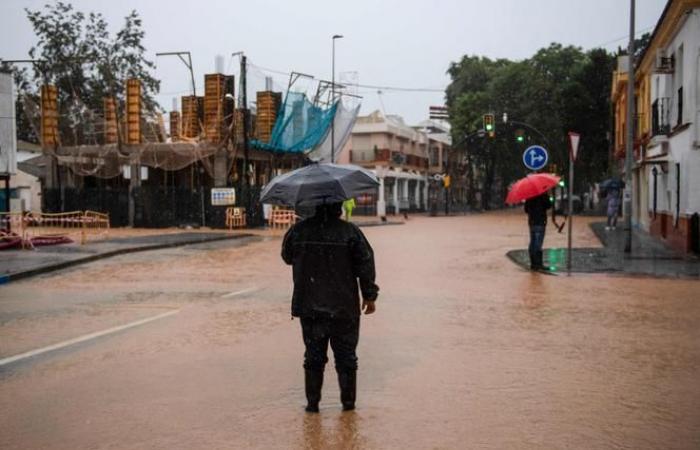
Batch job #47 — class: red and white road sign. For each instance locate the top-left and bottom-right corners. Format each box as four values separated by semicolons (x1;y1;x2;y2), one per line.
568;132;580;162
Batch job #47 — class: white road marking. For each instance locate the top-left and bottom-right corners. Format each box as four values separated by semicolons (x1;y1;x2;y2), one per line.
221;287;259;298
0;309;180;367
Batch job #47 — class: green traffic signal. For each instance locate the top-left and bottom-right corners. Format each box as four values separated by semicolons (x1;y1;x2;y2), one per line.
516;135;524;143
483;114;495;133
558;180;565;187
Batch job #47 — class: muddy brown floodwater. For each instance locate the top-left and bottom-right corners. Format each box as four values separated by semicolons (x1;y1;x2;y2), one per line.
1;211;699;449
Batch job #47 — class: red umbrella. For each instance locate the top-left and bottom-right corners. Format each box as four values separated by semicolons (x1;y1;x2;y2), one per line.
505;173;560;204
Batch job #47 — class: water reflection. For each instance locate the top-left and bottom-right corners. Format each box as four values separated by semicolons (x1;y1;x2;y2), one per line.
301;414;323;450
300;410;363;449
520;273;546;309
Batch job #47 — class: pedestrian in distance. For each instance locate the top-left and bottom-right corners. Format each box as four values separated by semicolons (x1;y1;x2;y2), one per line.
343;197;356;222
606;188;621;230
282;202;379;413
524;192;552;270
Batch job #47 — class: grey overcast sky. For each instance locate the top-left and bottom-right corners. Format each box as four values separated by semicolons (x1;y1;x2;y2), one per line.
1;0;667;124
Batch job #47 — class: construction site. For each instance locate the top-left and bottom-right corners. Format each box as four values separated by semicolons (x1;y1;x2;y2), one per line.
14;57;359;229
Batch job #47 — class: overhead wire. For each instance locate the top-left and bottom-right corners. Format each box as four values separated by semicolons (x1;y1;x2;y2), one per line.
153;25;653;112
248;61;446;93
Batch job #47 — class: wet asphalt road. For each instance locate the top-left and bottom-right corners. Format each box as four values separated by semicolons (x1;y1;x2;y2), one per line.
1;211;699;449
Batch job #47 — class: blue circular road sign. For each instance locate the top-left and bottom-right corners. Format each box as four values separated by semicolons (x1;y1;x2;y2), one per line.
523;145;548;171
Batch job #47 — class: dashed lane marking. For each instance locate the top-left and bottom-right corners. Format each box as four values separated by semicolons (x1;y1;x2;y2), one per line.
0;309;180;367
221;287;259;298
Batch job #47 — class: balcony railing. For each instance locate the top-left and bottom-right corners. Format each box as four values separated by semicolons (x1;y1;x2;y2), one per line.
350;148;428;168
349;148;390;162
652;97;671;136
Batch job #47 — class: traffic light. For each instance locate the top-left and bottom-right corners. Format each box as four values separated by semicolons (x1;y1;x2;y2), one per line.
558;180;565;188
515;128;525;143
483;114;495;137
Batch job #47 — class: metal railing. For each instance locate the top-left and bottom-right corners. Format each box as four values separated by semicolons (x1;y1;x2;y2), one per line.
0;210;110;249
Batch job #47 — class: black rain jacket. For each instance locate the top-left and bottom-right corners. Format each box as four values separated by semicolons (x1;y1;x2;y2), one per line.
282;214;379;319
524;193;552;226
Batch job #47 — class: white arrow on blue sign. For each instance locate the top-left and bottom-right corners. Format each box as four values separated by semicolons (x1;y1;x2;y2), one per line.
522;145;548;171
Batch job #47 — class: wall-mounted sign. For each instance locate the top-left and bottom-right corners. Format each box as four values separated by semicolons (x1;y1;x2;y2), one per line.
211;188;236;206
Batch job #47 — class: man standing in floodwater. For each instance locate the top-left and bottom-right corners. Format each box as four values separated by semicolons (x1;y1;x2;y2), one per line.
524;192;552;270
282;202;379;413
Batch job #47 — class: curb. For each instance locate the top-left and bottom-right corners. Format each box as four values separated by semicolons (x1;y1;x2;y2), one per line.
355;221;404;227
2;233;256;284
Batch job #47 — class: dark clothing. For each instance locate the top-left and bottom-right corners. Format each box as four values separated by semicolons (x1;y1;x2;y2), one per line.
301;316;360;372
525;194;551;269
524;194;552;226
283;206;377;409
282;214;379;319
528;224;546;269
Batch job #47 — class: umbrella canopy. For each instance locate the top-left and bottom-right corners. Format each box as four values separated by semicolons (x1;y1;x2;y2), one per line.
505;173;560;205
260;163;379;207
599;177;624;190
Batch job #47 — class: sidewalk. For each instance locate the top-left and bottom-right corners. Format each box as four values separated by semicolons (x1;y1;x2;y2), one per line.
507;220;700;278
0;232;258;284
0;216;403;284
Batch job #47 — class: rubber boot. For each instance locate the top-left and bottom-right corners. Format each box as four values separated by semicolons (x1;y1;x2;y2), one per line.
305;370;323;413
337;370;356;411
529;251;539;270
537;251;545;270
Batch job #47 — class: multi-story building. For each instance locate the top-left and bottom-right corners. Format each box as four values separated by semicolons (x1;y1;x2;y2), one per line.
612;0;700;253
338;111;451;216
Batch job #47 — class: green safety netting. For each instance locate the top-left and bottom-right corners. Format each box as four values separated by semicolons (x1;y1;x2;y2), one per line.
251;91;337;153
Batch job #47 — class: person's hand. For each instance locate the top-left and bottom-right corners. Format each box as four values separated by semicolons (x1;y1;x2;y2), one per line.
362;300;376;315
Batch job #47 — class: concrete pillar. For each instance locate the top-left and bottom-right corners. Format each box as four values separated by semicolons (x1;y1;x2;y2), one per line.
403;178;409;206
377;176;386;217
214;152;228;187
423;179;429;209
128;164;141;227
414;180;421;210
392;177;399;214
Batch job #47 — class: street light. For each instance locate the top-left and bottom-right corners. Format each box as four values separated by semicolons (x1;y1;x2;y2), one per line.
155;51;196;97
331;34;343;163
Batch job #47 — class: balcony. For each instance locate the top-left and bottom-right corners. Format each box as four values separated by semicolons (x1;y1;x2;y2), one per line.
349;148;391;164
350;148;428;169
652;97;671;136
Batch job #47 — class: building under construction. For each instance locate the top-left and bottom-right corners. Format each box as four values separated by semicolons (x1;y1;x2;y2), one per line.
32;72;302;228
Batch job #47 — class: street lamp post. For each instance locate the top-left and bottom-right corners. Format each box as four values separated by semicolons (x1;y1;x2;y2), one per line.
331;34;343;163
624;0;635;253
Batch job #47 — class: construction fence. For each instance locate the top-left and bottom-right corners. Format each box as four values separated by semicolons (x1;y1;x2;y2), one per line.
42;184;265;229
0;210;110;249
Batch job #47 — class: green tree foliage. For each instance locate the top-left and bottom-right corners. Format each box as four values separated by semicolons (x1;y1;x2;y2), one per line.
10;1;160;145
446;44;615;209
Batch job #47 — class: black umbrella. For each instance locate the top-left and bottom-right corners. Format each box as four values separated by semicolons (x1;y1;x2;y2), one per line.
260;163;379;207
599;177;624;190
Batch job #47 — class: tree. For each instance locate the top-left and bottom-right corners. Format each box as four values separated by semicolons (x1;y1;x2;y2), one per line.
13;1;160;145
446;43;615;209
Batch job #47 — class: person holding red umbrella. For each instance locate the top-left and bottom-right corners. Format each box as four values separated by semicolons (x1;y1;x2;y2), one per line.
506;173;560;271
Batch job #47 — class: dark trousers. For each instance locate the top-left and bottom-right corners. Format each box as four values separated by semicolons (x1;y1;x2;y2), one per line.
300;316;359;372
528;224;546;266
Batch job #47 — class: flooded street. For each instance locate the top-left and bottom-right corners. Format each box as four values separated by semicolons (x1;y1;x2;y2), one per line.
1;211;699;449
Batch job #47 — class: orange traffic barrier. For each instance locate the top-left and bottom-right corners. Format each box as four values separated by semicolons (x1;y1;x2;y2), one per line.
0;211;110;249
225;207;247;230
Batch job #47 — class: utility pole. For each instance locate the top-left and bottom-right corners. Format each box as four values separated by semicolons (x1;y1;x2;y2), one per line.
240;53;251;225
624;0;635;253
331;34;343;163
